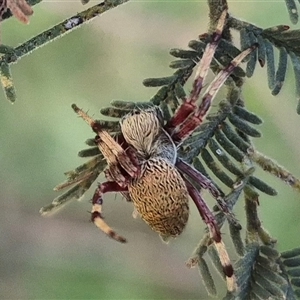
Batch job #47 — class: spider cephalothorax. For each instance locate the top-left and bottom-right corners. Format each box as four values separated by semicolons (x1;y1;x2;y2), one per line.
42;10;256;293
120;106;175;162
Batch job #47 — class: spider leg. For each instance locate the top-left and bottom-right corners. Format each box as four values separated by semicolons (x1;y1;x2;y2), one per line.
99;139;128;186
104;168;132;202
173;44;257;142
176;158;240;228
185;179;237;292
91;181;128;243
72;104;139;178
166;9;227;131
102;135;140;187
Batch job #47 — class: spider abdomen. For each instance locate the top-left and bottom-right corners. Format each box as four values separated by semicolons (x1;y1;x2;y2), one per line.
128;157;189;239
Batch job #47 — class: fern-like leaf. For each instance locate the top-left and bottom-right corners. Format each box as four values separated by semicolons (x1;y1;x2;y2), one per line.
229;16;300;113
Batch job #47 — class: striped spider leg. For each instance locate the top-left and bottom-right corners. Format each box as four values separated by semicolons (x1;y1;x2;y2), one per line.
72;104;140;243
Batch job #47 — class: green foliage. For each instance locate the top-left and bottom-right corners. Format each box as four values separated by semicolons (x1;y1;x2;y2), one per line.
224;245;297;300
229;17;300;113
284;0;300;24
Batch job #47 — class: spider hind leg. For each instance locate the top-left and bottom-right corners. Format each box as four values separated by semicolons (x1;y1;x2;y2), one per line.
177;158;241;229
185;180;237;292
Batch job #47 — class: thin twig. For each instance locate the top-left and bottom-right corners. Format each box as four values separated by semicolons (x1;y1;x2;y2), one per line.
0;0;130;102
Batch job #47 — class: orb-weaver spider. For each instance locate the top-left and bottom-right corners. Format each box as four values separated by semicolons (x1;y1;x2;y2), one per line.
41;10;256;292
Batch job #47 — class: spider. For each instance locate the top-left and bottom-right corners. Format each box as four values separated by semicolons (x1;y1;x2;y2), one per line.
65;10;256;293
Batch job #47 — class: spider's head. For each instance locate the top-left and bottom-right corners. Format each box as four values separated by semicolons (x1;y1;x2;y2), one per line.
120;106;164;155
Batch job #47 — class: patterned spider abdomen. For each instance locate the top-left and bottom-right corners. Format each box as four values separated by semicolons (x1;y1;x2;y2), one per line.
129;157;189;240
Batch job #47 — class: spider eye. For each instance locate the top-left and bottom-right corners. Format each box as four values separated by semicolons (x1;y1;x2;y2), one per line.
132;109;140;115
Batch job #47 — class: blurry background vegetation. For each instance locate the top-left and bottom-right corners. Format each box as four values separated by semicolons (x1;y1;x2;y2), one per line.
0;1;300;299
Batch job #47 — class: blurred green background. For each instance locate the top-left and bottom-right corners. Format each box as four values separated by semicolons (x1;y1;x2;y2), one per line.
0;1;300;299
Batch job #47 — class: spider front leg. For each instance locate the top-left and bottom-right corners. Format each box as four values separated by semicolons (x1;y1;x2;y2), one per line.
167;10;228;131
72;104;139;179
172;44;257;142
72;104;140;242
185;180;237;292
98;139;129;187
91;181;128;243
